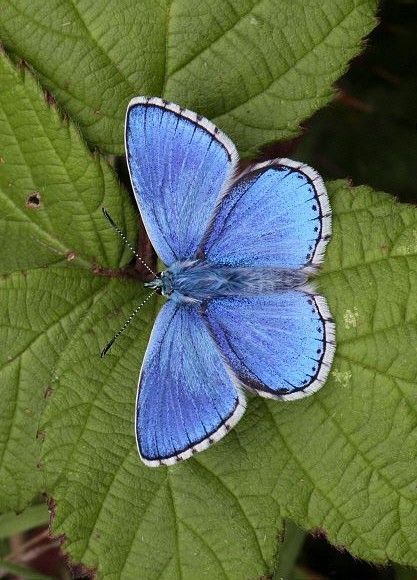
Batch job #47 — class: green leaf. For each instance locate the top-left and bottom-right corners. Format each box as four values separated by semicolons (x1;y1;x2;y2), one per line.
294;0;417;204
0;51;137;512
0;0;377;155
0;504;49;538
272;521;306;580
0;559;54;580
2;12;417;578
0;48;136;275
40;180;417;577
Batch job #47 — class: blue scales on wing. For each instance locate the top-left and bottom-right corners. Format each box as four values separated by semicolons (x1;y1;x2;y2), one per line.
203;292;335;400
201;158;331;269
125;97;238;266
136;300;246;466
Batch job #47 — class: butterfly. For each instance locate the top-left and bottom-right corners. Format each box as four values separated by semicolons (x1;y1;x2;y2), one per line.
121;96;335;467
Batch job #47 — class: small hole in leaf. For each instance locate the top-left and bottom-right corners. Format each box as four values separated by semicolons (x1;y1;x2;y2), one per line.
36;430;46;442
44;386;54;399
26;191;42;209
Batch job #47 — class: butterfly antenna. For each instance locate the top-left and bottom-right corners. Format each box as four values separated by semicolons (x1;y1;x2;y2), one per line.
100;289;157;357
102;207;157;278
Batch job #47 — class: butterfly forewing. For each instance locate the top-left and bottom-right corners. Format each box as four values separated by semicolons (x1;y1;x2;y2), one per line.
125;97;238;266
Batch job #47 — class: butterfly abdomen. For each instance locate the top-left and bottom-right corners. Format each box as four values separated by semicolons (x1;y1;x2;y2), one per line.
165;259;307;302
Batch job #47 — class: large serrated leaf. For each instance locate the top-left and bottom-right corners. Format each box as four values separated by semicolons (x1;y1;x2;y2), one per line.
2;4;417;577
0;51;137;511
0;0;377;155
0;51;136;274
41;281;281;578
40;181;417;577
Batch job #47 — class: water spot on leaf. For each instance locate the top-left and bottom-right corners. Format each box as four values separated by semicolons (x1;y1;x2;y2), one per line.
343;307;359;329
332;369;352;388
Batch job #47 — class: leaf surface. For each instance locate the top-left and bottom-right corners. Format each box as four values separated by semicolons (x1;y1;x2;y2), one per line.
0;51;136;511
41;181;417;577
0;0;377;155
2;8;417;576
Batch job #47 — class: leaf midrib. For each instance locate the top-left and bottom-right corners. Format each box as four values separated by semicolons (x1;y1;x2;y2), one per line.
212;1;365;120
163;0;265;89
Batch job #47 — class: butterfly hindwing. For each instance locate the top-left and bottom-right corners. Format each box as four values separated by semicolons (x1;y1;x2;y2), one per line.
203;291;335;399
201;158;331;269
136;300;246;466
125;97;238;266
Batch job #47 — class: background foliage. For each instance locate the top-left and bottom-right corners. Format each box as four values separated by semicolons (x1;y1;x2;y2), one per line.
0;0;416;578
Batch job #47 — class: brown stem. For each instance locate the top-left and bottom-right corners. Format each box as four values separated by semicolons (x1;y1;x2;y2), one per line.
6;529;49;561
15;540;61;565
135;215;157;280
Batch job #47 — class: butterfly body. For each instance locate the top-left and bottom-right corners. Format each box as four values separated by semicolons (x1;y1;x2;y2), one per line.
147;260;308;303
124;96;336;467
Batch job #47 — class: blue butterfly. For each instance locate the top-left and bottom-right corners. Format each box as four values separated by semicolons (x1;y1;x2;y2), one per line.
122;96;335;467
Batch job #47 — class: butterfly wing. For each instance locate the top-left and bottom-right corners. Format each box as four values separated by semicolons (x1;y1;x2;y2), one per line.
136;300;246;466
201;158;330;269
125;97;238;266
203;291;335;400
